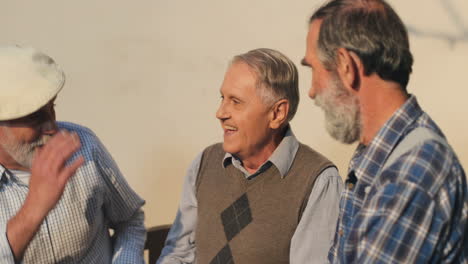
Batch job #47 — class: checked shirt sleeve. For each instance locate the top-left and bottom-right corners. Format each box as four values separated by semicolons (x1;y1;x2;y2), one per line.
157;152;202;264
350;181;438;263
93;137;146;264
349;140;464;263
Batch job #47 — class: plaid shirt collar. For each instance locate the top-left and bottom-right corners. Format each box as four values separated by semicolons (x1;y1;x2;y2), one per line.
349;95;424;183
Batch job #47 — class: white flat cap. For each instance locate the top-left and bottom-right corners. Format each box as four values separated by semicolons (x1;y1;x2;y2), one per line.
0;45;65;121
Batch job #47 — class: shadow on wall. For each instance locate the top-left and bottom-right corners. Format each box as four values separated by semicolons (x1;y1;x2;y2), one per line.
407;0;468;47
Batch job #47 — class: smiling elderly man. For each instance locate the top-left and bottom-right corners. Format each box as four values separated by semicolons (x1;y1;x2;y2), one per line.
157;48;343;264
0;45;146;263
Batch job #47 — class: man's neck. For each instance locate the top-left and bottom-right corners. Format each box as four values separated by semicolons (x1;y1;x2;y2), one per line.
359;78;408;146
240;127;286;174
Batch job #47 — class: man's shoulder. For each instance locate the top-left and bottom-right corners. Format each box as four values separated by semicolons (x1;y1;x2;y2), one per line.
203;142;224;153
57;121;100;150
296;142;335;166
199;143;225;164
57;121;96;137
380;127;464;197
394;124;458;169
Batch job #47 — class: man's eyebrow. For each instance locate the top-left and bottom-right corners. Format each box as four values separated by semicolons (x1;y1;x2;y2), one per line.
301;58;310;67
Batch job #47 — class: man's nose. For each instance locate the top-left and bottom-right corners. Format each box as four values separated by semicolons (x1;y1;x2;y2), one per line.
308;84;317;99
216;102;229;120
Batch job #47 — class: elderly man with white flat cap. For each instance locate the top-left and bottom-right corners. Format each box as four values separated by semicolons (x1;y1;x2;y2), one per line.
0;45;146;263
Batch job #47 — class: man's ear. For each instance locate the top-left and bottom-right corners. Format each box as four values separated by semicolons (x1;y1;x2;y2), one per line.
269;99;289;129
336;48;363;92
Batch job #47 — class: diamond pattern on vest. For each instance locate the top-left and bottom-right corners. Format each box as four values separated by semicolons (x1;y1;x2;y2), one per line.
221;193;252;241
210;193;253;263
209;244;234;264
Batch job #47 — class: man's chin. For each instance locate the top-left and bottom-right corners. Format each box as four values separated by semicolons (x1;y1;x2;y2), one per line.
11;152;34;170
222;142;238;155
222;142;230;153
16;157;33;170
326;126;359;144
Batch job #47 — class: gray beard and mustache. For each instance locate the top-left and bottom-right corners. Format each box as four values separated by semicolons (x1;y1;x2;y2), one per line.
314;73;361;144
1;128;52;169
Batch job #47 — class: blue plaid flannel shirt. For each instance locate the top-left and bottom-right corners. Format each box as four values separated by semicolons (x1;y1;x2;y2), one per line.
328;96;468;263
0;122;146;263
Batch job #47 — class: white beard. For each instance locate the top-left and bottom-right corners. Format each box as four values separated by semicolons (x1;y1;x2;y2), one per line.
0;127;51;169
314;73;361;144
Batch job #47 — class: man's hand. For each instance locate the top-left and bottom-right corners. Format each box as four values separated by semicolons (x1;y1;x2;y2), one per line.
26;131;84;218
7;130;85;261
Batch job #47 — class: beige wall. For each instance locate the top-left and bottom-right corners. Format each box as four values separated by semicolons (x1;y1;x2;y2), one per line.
1;0;467;228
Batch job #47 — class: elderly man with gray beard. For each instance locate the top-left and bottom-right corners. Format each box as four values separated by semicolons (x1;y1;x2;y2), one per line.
0;45;146;263
302;0;467;263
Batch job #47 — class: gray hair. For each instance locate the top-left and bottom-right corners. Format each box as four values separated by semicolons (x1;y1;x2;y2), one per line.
232;48;299;122
310;0;413;90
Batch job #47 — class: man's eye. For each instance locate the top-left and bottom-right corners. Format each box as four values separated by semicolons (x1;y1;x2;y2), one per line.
232;99;240;104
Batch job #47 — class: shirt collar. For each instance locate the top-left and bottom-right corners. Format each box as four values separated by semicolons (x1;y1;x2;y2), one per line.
0;164;12;185
222;126;300;178
0;164;32;186
350;95;423;179
0;164;6;183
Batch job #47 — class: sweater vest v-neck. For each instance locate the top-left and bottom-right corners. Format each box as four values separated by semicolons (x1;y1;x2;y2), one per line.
195;143;334;264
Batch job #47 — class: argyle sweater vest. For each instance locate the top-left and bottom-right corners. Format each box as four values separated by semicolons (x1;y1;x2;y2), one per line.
195;143;334;264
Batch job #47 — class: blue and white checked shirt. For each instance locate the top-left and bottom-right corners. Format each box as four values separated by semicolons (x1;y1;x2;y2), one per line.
329;96;468;263
0;122;146;264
